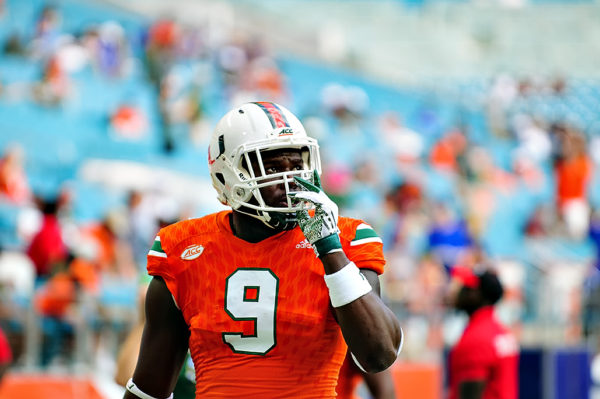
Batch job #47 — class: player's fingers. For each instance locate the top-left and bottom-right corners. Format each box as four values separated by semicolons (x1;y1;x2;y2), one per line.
289;191;323;205
296;209;310;222
312;170;322;190
293;176;320;193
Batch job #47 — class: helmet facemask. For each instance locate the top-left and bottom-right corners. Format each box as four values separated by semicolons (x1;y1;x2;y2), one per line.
233;144;319;230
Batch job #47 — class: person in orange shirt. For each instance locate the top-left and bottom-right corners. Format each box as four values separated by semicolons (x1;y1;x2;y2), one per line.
123;102;402;399
554;130;592;239
0;145;31;204
336;351;396;399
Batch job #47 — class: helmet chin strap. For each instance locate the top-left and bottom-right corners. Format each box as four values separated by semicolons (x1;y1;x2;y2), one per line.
234;206;298;231
263;210;298;231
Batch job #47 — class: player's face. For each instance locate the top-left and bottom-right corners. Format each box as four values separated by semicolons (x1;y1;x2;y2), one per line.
251;149;304;207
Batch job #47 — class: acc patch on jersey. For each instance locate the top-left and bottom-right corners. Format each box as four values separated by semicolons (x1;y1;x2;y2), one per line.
181;244;205;260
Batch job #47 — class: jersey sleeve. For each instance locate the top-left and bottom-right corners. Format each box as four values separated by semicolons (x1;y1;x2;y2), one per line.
339;219;385;275
146;229;187;308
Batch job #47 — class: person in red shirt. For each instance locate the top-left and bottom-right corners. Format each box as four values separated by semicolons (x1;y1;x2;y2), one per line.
447;267;518;399
0;327;12;381
26;198;67;279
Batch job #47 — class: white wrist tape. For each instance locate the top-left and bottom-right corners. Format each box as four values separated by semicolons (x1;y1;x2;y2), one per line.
126;378;173;399
323;261;372;307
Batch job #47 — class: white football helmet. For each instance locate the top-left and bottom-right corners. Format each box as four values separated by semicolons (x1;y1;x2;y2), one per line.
208;102;321;229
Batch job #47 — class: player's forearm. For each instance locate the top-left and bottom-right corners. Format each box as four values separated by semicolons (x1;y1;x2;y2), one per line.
321;252;402;373
335;294;401;372
364;368;397;399
123;278;189;398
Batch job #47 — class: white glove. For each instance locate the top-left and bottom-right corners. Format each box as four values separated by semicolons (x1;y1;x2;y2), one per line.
289;171;342;257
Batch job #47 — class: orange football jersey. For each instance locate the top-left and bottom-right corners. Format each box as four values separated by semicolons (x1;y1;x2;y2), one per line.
336;353;363;399
147;210;385;398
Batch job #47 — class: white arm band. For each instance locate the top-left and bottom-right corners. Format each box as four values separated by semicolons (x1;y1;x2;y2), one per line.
323;261;372;308
126;378;173;399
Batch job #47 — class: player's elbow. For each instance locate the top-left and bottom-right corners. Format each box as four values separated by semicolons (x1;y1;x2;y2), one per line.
369;330;403;372
360;343;398;373
363;350;397;373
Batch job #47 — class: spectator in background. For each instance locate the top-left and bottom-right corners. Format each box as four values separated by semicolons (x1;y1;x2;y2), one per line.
428;203;472;274
32;55;72;106
31;5;61;59
512;115;552;165
33;252;76;367
96;21;128;78
216;37;249;96
486;74;518;138
145;18;180;85
125;191;159;269
77;211;137;279
0;327;12;382
582;209;600;339
380;181;427;255
246;57;287;103
447;267;518;399
336;351;396;399
379;112;424;167
0;145;31;204
110;103;148;140
145;17;182;153
554;128;592;240
430;129;468;175
3;32;25;56
26;197;67;280
400;253;447;360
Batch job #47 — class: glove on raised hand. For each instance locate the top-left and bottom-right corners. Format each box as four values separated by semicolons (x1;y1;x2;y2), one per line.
289;171;342;258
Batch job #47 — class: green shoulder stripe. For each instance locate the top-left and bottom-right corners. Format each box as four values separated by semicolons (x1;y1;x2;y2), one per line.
350;223;383;247
353;224;380;241
354;228;379;241
150;239;165;253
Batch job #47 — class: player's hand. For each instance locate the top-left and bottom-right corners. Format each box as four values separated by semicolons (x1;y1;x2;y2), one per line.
288;171;342;258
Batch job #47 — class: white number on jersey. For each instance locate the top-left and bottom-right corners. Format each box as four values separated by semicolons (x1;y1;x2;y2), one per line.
222;268;279;355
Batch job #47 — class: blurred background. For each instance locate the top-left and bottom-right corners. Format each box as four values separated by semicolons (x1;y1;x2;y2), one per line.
0;0;599;397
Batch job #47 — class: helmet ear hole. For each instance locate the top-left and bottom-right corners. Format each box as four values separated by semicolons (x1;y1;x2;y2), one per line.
215;173;225;185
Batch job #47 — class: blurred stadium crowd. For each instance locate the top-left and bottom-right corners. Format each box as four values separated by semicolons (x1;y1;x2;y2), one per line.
0;0;599;395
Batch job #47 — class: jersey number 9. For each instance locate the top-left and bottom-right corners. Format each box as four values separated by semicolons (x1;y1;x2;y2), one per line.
222;268;279;355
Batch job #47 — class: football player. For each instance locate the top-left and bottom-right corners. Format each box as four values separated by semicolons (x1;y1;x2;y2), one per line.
123;102;402;399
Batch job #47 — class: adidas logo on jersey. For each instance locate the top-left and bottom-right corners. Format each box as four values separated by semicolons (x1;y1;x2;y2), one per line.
181;244;204;260
296;239;313;249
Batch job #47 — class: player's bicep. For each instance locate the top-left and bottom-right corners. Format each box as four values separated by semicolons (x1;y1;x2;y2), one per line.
130;276;190;398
